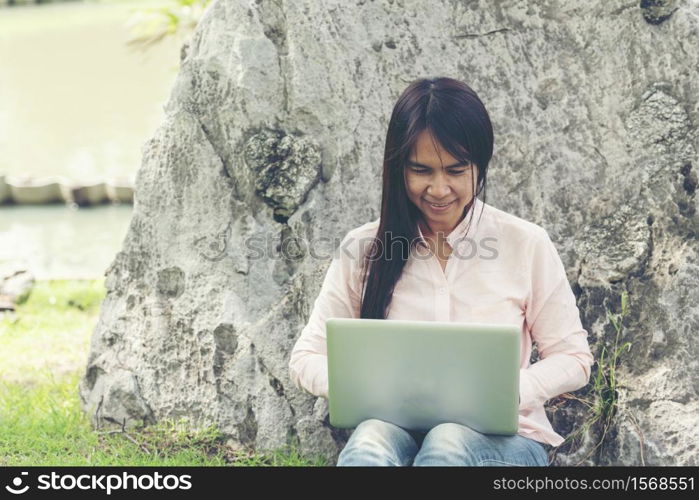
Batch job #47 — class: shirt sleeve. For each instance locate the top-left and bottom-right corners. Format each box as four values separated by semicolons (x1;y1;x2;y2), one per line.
519;227;595;412
288;230;364;399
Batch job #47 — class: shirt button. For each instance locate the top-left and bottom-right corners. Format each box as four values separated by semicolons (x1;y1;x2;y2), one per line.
438;287;447;294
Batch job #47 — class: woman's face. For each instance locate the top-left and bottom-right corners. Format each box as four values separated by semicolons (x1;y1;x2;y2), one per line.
404;129;478;235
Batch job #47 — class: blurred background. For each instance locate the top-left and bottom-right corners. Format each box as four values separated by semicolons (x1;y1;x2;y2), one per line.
0;0;260;467
0;0;208;279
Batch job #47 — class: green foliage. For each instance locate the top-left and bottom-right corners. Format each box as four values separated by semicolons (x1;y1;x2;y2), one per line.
559;290;633;464
125;0;212;50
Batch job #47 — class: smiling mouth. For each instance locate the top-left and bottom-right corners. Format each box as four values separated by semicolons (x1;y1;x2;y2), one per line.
424;199;455;207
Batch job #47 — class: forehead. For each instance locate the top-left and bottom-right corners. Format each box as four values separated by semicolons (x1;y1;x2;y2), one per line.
409;129;459;164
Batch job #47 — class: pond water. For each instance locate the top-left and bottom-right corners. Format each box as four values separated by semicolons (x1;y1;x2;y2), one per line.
0;204;133;279
0;0;181;181
0;0;183;278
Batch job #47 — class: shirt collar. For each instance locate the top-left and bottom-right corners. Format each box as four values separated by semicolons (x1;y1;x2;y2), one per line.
416;197;484;247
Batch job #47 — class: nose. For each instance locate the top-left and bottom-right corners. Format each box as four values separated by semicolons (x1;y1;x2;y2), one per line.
427;172;452;199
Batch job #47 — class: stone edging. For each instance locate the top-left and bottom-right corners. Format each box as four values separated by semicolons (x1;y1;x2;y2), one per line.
0;174;134;207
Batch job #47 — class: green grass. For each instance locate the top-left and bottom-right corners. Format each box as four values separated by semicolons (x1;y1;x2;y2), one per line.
0;279;329;466
0;280;104;387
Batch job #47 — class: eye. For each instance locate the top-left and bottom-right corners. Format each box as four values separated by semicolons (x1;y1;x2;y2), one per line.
450;162;475;174
409;167;429;174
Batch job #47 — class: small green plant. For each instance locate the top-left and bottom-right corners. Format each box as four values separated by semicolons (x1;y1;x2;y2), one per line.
554;290;633;465
125;0;212;50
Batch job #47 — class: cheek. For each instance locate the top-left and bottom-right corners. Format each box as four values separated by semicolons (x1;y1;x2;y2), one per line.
460;178;474;195
405;177;424;196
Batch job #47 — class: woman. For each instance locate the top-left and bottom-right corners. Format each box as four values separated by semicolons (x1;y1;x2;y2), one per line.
288;77;594;466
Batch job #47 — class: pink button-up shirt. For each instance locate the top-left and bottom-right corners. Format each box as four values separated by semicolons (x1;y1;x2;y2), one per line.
288;197;594;447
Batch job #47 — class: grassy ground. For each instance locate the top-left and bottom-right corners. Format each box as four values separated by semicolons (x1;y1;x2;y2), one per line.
0;279;328;466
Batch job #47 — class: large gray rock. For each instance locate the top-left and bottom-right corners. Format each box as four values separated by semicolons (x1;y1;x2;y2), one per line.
79;0;699;465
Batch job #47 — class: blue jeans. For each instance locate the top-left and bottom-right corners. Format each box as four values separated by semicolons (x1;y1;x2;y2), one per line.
336;418;550;466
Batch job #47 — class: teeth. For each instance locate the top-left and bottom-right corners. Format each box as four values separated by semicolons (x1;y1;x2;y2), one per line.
430;202;450;207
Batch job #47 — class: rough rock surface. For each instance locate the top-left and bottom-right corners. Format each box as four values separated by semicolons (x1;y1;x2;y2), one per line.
79;0;699;465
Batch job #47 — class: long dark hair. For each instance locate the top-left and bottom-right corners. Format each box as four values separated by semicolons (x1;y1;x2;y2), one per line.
359;77;494;319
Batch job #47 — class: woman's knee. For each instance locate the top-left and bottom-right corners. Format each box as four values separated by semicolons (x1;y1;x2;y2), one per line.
351;418;417;450
413;423;550;466
423;422;484;449
336;418;418;466
427;422;479;438
413;422;482;466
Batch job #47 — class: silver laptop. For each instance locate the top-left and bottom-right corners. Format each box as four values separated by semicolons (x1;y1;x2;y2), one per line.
326;318;520;435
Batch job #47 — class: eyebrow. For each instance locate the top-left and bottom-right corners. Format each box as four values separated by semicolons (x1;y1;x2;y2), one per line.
406;160;470;169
